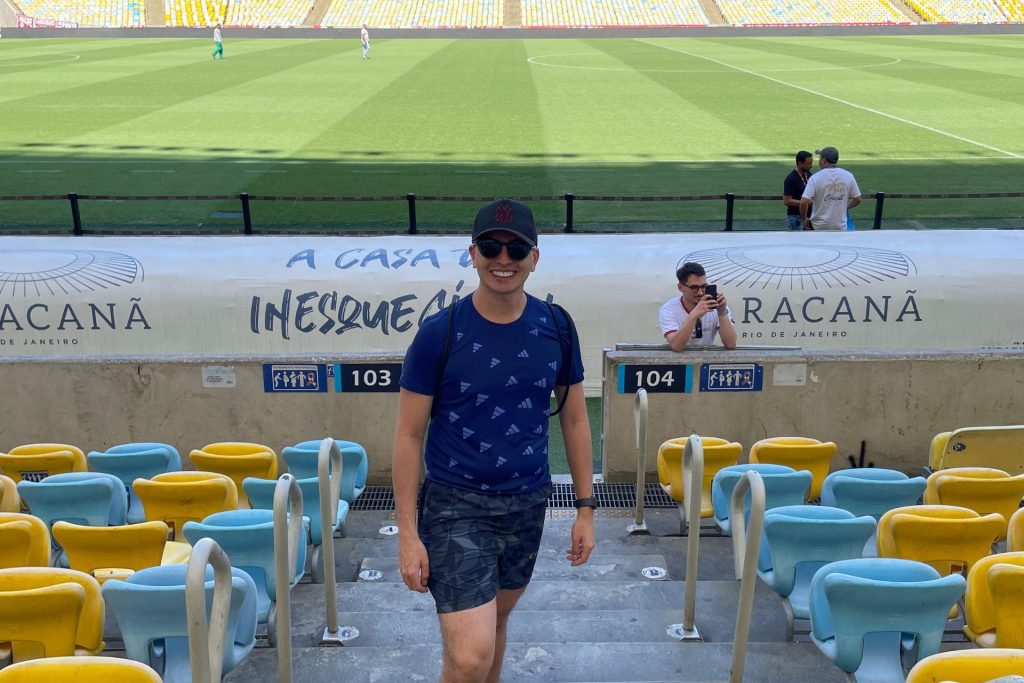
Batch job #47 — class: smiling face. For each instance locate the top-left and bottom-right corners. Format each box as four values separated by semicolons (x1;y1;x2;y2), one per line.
469;229;539;299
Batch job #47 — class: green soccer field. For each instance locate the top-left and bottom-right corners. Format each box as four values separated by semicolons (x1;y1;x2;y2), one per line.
1;34;1022;233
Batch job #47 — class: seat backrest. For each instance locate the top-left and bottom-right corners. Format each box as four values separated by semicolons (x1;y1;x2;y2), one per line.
287;439;370;500
0;474;20;513
925;466;1009;504
823;469;926;519
906;648;1024;683
0;522;35;570
189;449;277;507
8;444;87;471
1010;508;1024;553
52;521;169;579
102;564;257;676
0;451;80;484
0;513;50;567
0;566;105;655
987;562;1024;648
656;437;741;504
759;506;876;595
936;425;1024;473
934;474;1024;538
106;442;182;470
879;506;1004;574
712;464;812;530
749;440;838;500
0;656;162;682
87;449;176;487
809;558;966;673
0;582;85;661
132;475;237;539
964;551;1024;645
21;472;128;527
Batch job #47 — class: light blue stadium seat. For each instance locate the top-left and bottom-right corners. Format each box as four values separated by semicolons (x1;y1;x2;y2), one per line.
286;439;367;503
711;464;812;536
821;468;927;519
182;509;307;638
102;564;257;683
242;476;347;583
809;557;966;683
87;444;181;523
757;504;876;639
17;472;127;565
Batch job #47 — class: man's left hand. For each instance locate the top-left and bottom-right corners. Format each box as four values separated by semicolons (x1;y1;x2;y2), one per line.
714;293;727;311
566;511;596;566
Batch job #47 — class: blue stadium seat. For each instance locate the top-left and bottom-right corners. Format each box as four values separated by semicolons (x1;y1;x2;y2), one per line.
711;464;812;536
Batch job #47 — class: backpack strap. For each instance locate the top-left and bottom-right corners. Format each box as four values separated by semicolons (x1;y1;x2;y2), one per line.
546;301;576;418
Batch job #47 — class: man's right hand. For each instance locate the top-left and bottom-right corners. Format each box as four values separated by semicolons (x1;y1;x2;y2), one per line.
690;295;717;319
398;534;430;593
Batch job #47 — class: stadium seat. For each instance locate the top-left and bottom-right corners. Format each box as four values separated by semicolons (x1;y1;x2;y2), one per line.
88;443;182;523
906;648;1024;683
286;438;368;503
929;425;1024;473
757;505;876;639
182;508;307;646
821;468;927;519
748;437;838;500
0;567;105;660
0;513;50;568
808;558;966;683
0;475;19;513
0;583;83;662
711;464;812;536
877;505;1003;578
189;442;278;508
1009;508;1024;552
243;475;347;583
925;468;1024;540
963;551;1024;648
0;444;87;486
657;436;742;516
103;564;257;682
0;656;162;682
52;521;190;583
133;471;238;540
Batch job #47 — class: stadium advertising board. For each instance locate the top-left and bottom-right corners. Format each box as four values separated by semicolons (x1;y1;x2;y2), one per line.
2;231;1022;381
16;15;79;27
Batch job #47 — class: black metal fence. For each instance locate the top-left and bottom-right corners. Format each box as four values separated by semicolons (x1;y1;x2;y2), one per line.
2;190;1024;234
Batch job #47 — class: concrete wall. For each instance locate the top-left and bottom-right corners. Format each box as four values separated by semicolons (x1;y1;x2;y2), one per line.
601;348;1024;481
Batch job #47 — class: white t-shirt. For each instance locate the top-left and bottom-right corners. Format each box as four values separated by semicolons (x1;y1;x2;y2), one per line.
360;27;369;44
801;166;860;231
659;297;731;348
213;27;222;42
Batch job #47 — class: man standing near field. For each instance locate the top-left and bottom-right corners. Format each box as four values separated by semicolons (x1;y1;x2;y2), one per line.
212;23;224;59
393;199;596;683
800;146;861;231
360;23;370;60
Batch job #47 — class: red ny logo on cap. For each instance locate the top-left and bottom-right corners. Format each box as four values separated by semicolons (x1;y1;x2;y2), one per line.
495;203;513;224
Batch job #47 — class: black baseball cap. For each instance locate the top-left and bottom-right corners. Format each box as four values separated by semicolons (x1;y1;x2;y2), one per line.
815;146;840;163
472;199;537;246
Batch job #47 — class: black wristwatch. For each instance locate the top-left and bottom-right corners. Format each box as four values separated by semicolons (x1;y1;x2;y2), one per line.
573;497;598;510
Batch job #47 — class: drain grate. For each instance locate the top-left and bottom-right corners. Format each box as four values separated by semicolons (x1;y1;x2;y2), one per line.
351;483;676;511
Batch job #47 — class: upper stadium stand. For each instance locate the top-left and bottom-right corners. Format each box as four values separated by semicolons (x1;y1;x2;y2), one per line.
320;0;502;27
716;0;906;25
225;0;313;26
163;0;224;26
520;0;709;27
13;0;144;26
904;0;1011;21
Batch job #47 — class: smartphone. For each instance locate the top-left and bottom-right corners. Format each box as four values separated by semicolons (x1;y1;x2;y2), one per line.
704;284;718;299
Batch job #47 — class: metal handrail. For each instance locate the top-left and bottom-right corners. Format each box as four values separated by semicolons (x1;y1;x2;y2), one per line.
316;438;350;645
728;471;766;683
186;537;232;683
273;474;303;683
680;434;704;638
628;389;649;534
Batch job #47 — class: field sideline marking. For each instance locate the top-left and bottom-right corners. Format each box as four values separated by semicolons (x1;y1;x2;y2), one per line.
637;39;1022;160
0;53;81;67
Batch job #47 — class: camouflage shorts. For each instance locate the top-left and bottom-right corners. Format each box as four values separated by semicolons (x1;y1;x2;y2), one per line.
417;478;551;614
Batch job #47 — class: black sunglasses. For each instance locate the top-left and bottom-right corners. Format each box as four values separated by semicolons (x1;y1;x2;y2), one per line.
474;237;534;261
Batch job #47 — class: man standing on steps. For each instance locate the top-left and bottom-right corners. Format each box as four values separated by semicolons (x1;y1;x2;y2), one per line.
360;23;370;59
393;199;596;683
212;23;224;59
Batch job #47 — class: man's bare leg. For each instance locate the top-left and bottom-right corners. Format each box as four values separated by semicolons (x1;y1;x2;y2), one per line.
486;587;527;683
438;599;497;683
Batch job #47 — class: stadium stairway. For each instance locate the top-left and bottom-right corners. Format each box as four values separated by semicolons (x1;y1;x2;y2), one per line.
303;0;329;27
888;0;925;21
224;508;848;682
698;0;726;25
503;0;521;27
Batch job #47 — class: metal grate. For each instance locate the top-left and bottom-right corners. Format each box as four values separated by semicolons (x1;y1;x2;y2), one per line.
351;483;676;511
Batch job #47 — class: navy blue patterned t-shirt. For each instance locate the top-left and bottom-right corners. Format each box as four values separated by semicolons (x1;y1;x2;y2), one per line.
400;294;584;494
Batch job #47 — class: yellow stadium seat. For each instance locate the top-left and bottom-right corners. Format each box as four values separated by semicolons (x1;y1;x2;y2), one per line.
0;513;50;568
657;436;741;517
906;648;1024;683
1009;508;1024;552
51;521;190;583
748;437;837;500
0;656;161;682
0;475;19;513
189;442;277;508
924;467;1009;504
877;505;1003;577
0;567;104;660
132;471;238;540
930;425;1024;473
963;551;1024;648
0;583;84;662
0;449;85;486
927;469;1024;540
8;444;86;469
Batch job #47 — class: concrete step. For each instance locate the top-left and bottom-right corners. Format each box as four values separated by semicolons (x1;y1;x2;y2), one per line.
224;641;848;682
358;554;671;583
287;580;790;646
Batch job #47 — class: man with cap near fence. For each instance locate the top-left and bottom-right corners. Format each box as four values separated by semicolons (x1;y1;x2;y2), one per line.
800;146;862;231
393;199;596;683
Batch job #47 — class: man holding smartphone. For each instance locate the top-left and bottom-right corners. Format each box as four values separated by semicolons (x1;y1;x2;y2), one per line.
659;261;737;351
